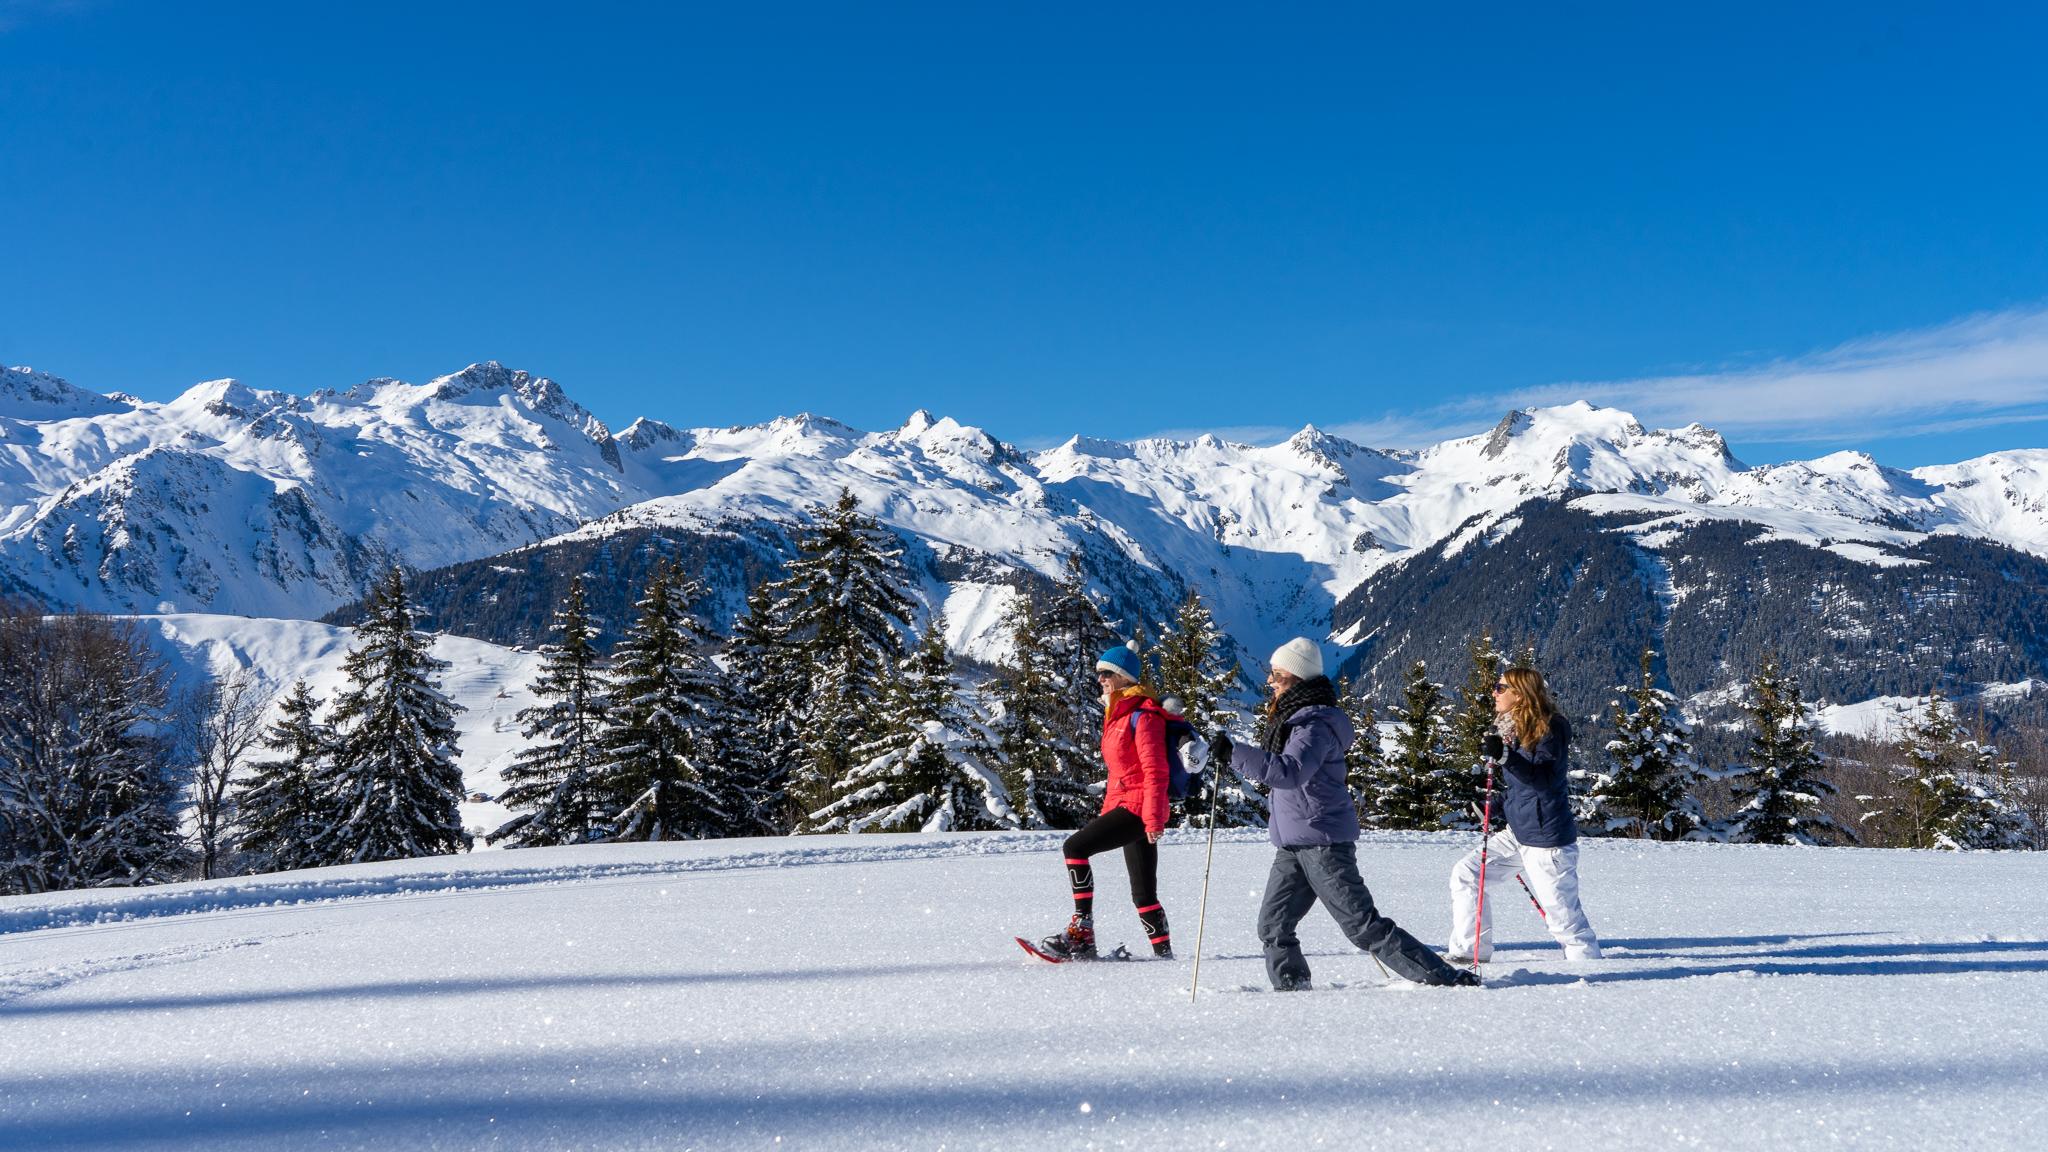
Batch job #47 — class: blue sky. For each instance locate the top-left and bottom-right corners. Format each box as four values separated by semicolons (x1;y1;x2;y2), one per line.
3;1;2046;466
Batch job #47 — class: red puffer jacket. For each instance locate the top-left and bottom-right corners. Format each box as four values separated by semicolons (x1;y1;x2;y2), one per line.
1101;687;1170;837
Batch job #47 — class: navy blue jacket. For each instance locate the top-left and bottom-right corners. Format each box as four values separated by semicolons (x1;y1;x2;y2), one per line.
1499;713;1577;848
1228;704;1360;848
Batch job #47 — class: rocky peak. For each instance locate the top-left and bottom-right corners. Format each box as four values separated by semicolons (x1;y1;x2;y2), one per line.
1;366;129;420
1480;411;1535;460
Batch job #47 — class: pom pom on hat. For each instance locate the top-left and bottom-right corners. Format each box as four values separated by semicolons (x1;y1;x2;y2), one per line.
1095;645;1144;682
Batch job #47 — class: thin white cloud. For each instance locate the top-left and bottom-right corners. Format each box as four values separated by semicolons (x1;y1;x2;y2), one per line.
1318;305;2048;452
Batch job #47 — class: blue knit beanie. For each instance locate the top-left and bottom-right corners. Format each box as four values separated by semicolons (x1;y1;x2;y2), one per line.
1095;645;1143;683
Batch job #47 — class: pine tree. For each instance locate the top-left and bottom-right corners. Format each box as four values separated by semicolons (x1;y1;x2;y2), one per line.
1944;737;2035;850
315;567;470;864
1374;661;1453;830
718;580;805;835
986;591;1096;829
1575;648;1702;839
1340;689;1386;826
0;611;191;893
600;561;728;841
490;576;611;847
1038;552;1121;810
1151;591;1262;828
1441;633;1507;827
234;680;335;873
761;490;918;828
808;623;1017;832
1718;653;1846;846
1868;692;2035;850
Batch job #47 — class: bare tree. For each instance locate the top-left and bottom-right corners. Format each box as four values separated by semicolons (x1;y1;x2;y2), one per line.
0;608;190;893
178;669;276;879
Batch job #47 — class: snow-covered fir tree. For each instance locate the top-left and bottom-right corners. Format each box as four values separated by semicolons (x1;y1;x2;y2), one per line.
314;567;470;865
599;561;729;841
1038;552;1121;809
757;490;918;828
1151;591;1262;828
1441;633;1507;828
808;622;1016;832
490;576;612;847
233;679;335;874
717;580;806;835
1718;653;1846;846
1374;661;1454;830
1943;738;2035;850
1575;648;1703;840
1865;692;2034;850
985;591;1096;829
1340;689;1385;826
0;611;191;893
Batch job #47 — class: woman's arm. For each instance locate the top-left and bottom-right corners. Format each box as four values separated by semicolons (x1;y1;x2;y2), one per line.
1231;721;1335;791
1134;706;1171;838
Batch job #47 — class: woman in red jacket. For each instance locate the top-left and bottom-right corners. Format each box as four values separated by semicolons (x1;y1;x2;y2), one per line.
1035;644;1174;960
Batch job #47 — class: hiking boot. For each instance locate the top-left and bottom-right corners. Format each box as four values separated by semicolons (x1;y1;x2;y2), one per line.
1438;968;1482;988
1038;914;1096;960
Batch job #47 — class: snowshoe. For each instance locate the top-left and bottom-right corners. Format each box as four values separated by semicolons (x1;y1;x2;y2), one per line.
1034;914;1096;960
1016;936;1135;964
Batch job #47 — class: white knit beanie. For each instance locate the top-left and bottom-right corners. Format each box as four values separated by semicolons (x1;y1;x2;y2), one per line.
1270;637;1323;680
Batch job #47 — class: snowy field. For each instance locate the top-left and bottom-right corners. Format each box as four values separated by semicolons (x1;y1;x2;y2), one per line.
3;831;2046;1151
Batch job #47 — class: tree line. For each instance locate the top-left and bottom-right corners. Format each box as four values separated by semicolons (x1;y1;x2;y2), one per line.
2;490;2039;895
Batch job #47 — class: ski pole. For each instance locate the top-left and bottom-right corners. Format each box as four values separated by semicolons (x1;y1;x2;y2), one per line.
1515;872;1547;920
1190;739;1221;1003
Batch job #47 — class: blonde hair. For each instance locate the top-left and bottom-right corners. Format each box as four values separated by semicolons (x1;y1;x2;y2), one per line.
1502;666;1556;746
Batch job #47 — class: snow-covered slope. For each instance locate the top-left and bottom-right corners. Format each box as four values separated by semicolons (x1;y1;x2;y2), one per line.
6;363;2046;663
3;832;2046;1149
133;613;540;841
1;363;639;617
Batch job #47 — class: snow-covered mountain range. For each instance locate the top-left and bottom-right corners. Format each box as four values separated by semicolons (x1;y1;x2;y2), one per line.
4;361;2045;677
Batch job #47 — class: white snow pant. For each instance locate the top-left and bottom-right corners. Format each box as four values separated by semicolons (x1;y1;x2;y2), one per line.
1448;827;1601;962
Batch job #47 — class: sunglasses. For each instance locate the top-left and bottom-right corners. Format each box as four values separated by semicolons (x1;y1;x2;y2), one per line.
1492;682;1510;694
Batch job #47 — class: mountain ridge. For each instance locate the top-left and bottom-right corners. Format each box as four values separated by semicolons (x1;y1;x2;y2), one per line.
4;362;2045;684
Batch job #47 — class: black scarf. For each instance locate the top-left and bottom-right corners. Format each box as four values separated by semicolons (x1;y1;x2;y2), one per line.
1262;675;1339;754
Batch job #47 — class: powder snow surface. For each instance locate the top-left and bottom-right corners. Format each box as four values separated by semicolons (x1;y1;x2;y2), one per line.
3;833;2045;1150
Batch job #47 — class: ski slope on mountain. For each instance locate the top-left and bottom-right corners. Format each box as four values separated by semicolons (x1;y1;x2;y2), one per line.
2;831;2044;1150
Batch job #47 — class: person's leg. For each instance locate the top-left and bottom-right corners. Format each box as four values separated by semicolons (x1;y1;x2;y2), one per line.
1300;843;1470;985
1059;808;1146;921
1121;835;1171;956
1521;843;1601;959
1447;830;1522;962
1256;849;1321;990
1043;809;1145;956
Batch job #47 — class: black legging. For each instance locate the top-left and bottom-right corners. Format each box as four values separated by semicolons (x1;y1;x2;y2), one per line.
1062;807;1158;908
1060;808;1169;951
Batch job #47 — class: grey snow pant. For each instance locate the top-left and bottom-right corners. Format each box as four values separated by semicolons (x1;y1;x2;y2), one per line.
1258;842;1461;990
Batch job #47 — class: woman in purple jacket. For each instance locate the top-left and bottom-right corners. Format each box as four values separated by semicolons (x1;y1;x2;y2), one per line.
1213;638;1477;991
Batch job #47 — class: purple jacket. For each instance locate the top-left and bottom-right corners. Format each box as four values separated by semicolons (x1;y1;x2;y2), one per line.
1229;704;1360;847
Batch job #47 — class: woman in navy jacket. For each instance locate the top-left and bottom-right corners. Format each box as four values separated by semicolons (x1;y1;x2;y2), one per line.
1446;666;1602;963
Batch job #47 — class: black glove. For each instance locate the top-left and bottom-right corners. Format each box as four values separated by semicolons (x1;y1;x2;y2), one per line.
1482;733;1504;763
1208;732;1234;767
